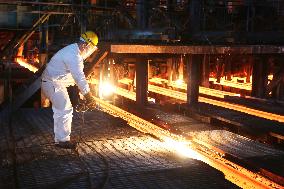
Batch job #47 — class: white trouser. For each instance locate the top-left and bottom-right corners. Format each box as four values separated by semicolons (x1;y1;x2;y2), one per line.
41;81;73;142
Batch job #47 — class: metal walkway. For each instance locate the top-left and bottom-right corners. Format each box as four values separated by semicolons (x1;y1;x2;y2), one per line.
0;108;239;189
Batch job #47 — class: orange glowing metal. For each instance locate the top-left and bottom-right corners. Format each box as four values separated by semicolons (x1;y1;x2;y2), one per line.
115;87;137;101
118;78;133;85
148;84;284;123
210;75;273;90
119;79;283;122
209;76;252;90
149;77;168;85
116;87;155;102
149;78;239;98
117;78;284;122
16;58;38;73
119;78;283;122
16;44;39;73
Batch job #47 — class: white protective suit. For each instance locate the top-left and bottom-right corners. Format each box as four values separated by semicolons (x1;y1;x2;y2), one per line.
41;43;90;142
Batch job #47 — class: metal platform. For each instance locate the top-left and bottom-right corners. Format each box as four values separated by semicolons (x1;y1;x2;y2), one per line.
0;108;239;189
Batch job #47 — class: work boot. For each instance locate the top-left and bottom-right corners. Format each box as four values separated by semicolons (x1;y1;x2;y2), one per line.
55;141;77;149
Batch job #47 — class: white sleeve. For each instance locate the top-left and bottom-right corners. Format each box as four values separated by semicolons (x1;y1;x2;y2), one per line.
65;52;90;95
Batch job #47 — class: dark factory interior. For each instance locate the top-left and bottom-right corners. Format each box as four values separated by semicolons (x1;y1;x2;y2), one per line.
0;0;284;188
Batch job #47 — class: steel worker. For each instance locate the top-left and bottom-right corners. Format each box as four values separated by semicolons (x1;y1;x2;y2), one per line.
41;31;98;149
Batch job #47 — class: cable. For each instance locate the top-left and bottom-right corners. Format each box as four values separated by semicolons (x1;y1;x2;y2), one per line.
74;101;110;189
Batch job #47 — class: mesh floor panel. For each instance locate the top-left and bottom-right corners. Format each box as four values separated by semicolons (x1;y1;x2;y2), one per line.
0;108;240;189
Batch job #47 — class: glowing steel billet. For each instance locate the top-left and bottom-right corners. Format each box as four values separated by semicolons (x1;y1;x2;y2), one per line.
115;88;136;101
116;78;284;122
199;97;284;122
16;58;38;73
149;85;186;100
116;87;155;102
118;78;133;85
149;78;239;98
209;77;252;90
92;95;282;189
148;85;284;123
149;78;168;84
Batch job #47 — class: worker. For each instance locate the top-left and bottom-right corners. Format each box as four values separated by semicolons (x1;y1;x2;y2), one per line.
41;31;98;149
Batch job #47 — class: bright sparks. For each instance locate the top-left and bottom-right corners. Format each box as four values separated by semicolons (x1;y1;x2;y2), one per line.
99;81;116;97
163;137;203;160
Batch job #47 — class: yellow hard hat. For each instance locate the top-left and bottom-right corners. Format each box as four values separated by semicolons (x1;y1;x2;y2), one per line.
81;31;98;46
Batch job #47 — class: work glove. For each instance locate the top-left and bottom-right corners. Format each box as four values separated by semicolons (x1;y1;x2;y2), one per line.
84;92;96;106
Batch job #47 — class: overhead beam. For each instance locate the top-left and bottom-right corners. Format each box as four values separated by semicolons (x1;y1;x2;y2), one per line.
111;45;284;54
0;1;114;10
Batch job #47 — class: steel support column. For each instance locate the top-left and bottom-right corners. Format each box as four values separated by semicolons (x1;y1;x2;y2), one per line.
167;58;173;84
186;54;201;105
201;54;210;87
252;56;268;98
136;58;148;106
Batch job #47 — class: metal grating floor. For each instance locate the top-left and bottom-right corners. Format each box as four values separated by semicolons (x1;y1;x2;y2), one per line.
0;108;239;189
